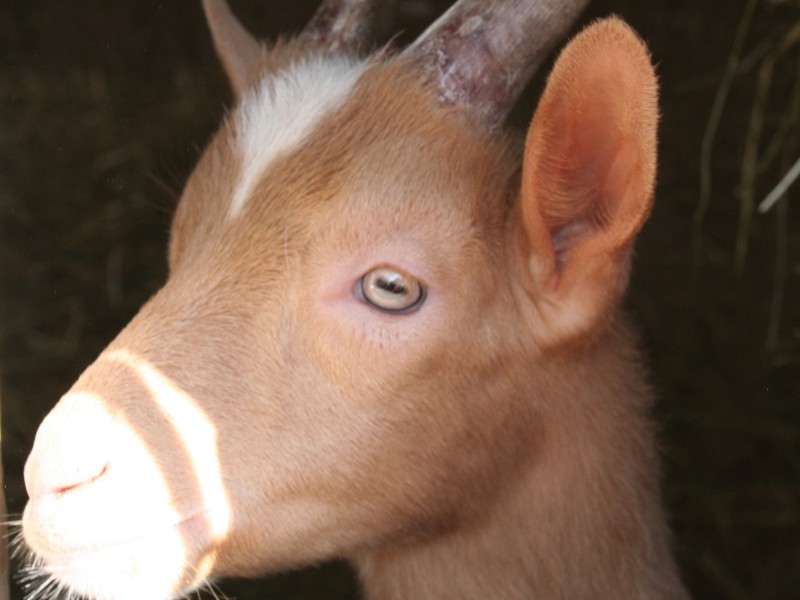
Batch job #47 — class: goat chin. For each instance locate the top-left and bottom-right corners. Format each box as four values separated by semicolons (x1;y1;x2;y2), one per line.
22;502;216;600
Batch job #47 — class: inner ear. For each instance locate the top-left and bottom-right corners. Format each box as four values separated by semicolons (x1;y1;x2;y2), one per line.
547;94;649;270
523;17;657;279
516;17;658;340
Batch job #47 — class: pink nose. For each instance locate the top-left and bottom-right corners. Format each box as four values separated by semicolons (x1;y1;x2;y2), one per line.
24;393;114;500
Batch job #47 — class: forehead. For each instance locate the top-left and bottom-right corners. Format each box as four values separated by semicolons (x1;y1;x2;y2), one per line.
229;55;368;219
174;53;515;266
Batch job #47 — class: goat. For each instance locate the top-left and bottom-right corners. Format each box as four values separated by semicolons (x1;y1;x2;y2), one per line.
20;1;690;598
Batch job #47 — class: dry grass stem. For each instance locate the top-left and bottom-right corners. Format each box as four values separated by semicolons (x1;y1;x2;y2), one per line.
737;21;800;271
694;0;760;270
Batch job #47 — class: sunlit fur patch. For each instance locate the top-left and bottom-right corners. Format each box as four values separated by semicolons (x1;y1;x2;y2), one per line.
17;349;233;600
14;520;188;600
228;55;368;218
11;518;228;600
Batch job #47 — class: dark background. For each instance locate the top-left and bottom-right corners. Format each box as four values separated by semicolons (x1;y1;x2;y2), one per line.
1;0;798;598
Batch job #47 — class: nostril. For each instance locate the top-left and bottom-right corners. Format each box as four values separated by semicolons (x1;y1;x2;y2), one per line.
24;391;120;500
26;456;111;500
53;463;110;496
25;434;113;500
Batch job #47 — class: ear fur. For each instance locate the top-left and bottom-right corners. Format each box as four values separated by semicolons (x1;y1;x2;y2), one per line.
203;0;263;95
517;17;659;344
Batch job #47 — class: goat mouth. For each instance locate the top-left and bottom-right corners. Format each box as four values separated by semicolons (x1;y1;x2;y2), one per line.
26;507;210;561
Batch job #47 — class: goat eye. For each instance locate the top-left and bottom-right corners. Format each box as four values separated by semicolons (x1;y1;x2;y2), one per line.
359;267;425;313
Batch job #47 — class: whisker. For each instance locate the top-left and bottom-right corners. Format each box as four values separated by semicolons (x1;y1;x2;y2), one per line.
25;574;57;600
0;516;24;528
8;531;29;558
46;578;63;600
3;528;22;541
17;561;47;585
58;578;76;600
12;545;64;600
180;560;231;600
49;577;64;600
18;570;45;585
207;585;219;600
205;580;229;600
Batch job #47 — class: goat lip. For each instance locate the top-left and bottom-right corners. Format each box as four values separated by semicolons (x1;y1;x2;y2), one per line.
23;502;211;559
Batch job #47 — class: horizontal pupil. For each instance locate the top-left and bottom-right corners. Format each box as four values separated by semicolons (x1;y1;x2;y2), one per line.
378;277;406;295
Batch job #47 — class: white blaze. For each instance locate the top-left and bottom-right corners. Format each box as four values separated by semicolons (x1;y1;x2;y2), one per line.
229;56;368;218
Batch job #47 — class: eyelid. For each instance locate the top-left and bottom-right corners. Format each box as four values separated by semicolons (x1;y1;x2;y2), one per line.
355;265;427;314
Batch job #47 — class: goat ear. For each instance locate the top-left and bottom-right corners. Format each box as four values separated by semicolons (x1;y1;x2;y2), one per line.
203;0;262;95
517;17;658;344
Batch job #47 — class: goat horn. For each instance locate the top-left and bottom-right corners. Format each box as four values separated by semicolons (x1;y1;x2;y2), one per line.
403;0;592;129
300;0;395;55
